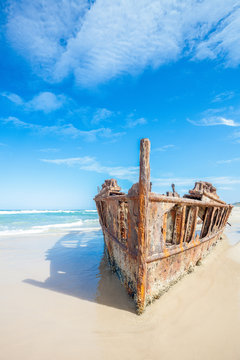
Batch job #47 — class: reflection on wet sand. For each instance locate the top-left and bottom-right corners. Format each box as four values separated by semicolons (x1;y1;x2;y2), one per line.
24;231;135;313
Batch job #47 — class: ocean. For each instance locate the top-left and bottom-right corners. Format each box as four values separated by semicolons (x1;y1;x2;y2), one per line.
0;209;100;236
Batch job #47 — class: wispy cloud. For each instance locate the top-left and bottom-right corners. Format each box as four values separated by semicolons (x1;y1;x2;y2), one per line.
188;116;240;127
39;148;60;153
207;177;240;186
42;156;138;182
5;0;240;86
212;91;235;103
195;6;240;67
1;91;65;113
153;145;175;152
3;116;34;128
125;116;147;129
91;108;113;124
27;92;65;113
1;116;125;142
1;92;23;105
233;130;240;141
218;186;234;191
217;157;240;164
152;176;240;188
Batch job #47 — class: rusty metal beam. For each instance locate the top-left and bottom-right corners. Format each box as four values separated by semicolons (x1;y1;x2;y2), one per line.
162;212;169;256
207;207;216;236
223;207;231;227
200;207;209;238
218;207;226;229
100;194;232;209
146;228;224;263
183;207;191;243
102;224;137;259
136;138;150;313
213;207;221;232
149;193;230;208
191;206;199;242
172;206;183;245
179;205;186;249
94;138;233;314
202;191;226;204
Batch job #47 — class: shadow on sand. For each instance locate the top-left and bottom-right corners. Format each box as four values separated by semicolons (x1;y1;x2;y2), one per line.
23;231;135;313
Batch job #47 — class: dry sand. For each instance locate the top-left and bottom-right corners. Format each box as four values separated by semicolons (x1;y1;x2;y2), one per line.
0;209;240;360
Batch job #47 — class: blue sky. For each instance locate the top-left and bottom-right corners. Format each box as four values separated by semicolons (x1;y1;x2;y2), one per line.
0;0;240;209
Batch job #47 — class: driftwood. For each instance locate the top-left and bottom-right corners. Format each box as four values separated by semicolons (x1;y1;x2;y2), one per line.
94;138;233;313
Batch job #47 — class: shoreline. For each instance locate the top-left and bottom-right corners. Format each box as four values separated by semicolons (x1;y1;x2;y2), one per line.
0;210;239;360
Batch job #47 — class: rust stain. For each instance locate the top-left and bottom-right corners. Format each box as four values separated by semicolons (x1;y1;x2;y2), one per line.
94;139;233;314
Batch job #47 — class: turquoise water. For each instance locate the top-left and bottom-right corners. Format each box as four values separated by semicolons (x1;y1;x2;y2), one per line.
0;210;100;236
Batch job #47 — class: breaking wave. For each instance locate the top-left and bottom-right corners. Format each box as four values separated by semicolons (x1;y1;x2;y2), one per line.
0;210;100;236
0;210;83;215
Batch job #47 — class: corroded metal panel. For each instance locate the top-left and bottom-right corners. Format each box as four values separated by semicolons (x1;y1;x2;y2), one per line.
94;138;233;314
172;205;184;245
117;201;128;245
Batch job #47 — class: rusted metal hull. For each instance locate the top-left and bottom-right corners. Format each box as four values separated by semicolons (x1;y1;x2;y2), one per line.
94;139;232;313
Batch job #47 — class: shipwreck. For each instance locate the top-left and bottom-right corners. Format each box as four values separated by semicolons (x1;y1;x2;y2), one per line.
94;138;232;313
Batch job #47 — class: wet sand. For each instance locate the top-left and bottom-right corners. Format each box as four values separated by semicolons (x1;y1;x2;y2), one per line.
0;210;240;360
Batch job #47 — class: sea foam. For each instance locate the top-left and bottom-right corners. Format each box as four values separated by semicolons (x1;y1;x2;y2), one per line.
0;210;100;236
0;210;81;215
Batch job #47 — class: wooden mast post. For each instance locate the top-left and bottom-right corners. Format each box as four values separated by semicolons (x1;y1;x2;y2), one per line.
137;138;150;313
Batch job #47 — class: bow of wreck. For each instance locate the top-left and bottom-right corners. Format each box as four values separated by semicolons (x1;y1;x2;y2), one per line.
94;138;233;314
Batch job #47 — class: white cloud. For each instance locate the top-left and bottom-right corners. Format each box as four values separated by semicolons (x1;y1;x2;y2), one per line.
126;117;147;129
188;116;240;127
217;157;240;164
39;148;60;153
218;186;233;191
209;176;240;185
2;116;34;128
153;144;175;152
1;116;125;142
42;156;138;182
195;6;240;67
92;108;113;124
5;0;240;86
1;92;23;105
1;91;65;113
6;0;89;71
27;92;65;113
212;91;235;103
152;176;240;188
152;177;195;187
233;131;240;140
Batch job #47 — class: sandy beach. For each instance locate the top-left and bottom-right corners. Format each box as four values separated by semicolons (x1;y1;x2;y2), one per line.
0;209;239;360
